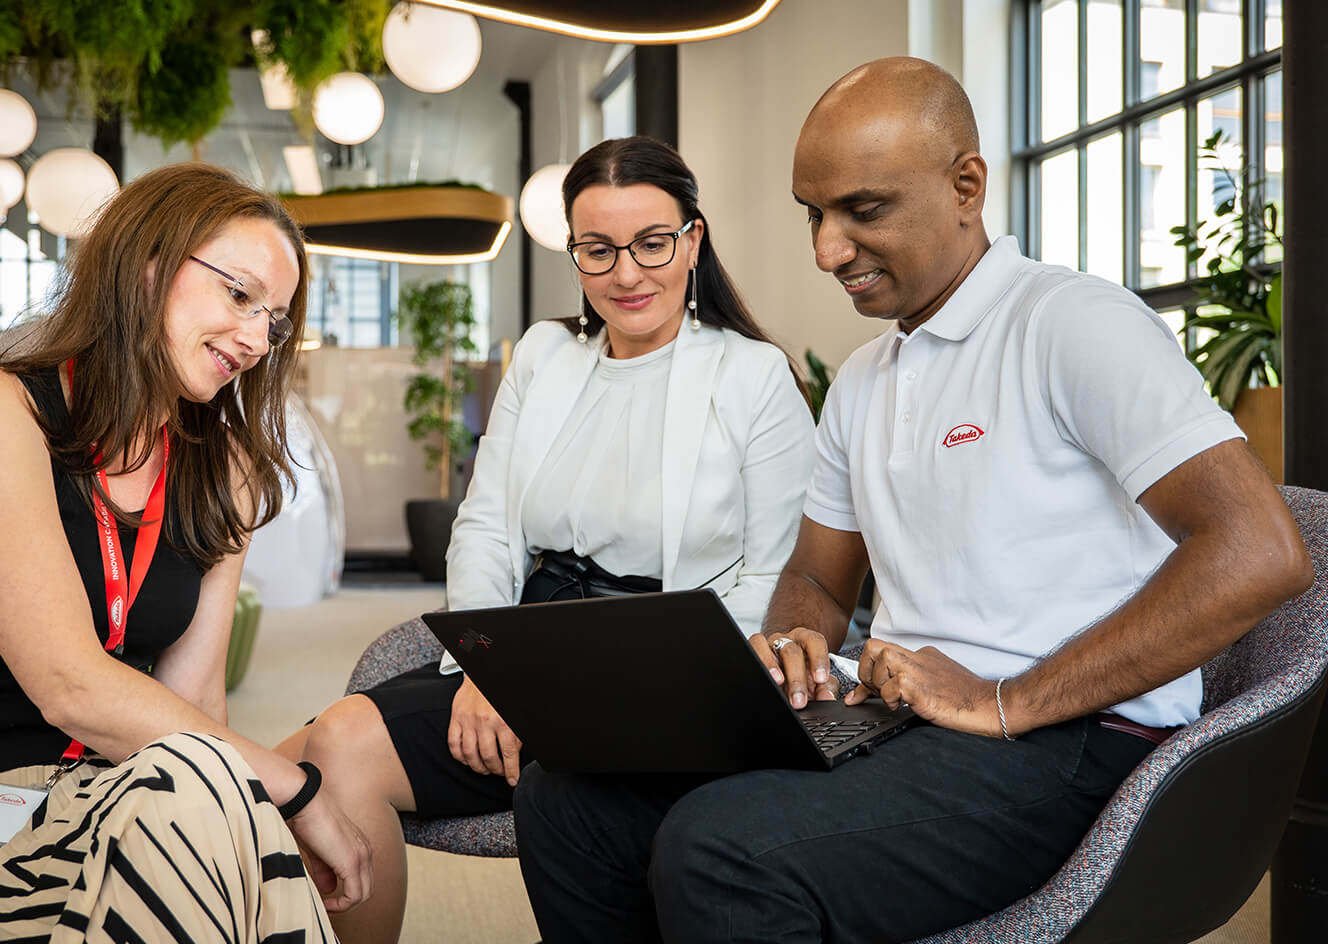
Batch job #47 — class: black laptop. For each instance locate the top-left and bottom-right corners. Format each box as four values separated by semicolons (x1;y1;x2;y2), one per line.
422;589;917;774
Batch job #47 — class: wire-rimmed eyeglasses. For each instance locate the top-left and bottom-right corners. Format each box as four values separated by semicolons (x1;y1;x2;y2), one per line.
567;219;696;276
189;256;294;347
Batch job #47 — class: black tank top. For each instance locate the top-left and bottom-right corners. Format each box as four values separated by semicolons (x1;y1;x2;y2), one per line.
1;368;205;768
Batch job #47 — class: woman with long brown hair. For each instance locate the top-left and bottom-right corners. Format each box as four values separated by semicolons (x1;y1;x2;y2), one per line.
0;162;370;940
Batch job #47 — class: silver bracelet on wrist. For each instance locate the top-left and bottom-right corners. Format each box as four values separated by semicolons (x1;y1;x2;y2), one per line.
995;677;1016;741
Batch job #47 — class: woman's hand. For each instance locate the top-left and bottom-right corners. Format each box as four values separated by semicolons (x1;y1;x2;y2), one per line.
448;676;523;786
285;790;374;913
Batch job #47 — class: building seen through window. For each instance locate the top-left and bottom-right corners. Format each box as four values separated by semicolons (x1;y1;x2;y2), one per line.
1019;0;1282;349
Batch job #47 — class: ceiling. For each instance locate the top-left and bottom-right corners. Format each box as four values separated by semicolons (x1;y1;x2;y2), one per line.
10;18;591;200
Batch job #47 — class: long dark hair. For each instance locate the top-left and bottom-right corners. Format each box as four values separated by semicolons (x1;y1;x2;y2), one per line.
560;136;783;351
1;162;307;569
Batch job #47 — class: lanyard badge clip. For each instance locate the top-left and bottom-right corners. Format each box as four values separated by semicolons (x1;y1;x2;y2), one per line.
45;758;83;790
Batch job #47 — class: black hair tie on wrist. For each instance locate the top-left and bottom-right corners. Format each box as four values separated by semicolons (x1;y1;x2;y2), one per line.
278;761;322;820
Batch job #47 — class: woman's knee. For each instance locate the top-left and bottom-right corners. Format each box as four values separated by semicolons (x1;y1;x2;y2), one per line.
304;695;393;764
303;694;412;804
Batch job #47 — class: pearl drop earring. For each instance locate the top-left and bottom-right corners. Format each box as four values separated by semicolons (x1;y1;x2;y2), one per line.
689;267;700;331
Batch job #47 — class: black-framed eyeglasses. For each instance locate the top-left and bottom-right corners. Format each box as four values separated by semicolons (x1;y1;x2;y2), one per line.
567;219;696;276
189;256;294;347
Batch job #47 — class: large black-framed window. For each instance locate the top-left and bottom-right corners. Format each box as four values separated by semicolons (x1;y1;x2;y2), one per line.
1013;0;1282;340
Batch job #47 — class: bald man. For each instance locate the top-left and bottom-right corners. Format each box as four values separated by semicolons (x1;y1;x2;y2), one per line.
512;59;1311;943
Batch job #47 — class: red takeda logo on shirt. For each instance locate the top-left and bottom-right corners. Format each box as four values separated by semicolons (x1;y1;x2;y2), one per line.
942;424;985;448
0;793;26;806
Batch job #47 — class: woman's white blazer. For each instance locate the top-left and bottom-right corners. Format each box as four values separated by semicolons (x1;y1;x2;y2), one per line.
440;319;815;670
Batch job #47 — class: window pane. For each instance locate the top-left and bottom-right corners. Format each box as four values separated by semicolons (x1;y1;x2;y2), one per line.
1156;307;1187;352
1087;0;1123;123
1140;0;1186;100
1040;148;1079;270
1264;70;1284;264
1041;0;1078;140
1266;0;1282;51
601;74;635;140
1139;107;1186;288
1198;0;1242;78
1085;133;1123;282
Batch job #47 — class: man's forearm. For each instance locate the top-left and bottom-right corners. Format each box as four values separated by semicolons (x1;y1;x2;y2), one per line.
1001;449;1312;733
762;569;857;654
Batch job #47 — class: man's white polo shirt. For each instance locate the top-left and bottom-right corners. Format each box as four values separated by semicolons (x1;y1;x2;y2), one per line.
805;236;1244;727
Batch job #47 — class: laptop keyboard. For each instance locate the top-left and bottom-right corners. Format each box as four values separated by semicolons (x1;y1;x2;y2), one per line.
802;718;882;752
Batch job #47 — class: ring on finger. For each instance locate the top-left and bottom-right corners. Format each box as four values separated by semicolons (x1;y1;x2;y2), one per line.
770;636;796;653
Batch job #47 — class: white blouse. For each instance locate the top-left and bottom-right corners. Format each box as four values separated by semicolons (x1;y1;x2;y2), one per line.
519;339;675;579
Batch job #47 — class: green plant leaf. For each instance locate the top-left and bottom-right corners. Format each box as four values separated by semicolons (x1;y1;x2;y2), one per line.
1266;272;1282;335
803;349;834;421
1215;339;1264;411
398;279;478;471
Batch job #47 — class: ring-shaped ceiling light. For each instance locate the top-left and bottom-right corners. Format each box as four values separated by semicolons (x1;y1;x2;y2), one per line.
417;0;782;43
283;185;514;265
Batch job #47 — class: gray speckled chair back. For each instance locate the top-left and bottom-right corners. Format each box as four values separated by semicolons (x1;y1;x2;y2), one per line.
345;613;519;857
910;484;1328;944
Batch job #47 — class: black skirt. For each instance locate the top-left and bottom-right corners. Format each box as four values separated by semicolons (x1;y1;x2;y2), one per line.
358;550;660;817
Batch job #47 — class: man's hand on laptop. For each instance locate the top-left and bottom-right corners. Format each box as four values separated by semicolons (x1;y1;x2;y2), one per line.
750;628;839;709
448;677;524;786
845;639;1005;737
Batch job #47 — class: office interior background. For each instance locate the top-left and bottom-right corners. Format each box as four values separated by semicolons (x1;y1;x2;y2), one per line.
0;0;1294;557
2;2;1323;941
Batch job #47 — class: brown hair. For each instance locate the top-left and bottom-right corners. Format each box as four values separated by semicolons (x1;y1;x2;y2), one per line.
1;162;308;569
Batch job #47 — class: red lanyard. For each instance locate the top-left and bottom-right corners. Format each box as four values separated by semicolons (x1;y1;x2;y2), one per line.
59;360;170;763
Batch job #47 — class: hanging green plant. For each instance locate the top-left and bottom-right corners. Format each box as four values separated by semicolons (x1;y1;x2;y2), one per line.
1171;129;1282;412
2;0;391;149
134;37;233;148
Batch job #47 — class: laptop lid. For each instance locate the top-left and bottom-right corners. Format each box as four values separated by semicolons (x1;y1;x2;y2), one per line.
422;589;915;774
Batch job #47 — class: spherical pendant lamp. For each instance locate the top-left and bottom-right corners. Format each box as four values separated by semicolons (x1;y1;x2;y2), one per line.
382;3;483;94
25;148;119;238
312;72;385;146
0;90;37;157
0;159;24;212
519;163;572;252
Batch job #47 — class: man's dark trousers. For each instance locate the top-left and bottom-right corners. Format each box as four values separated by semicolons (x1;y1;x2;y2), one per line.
513;717;1153;943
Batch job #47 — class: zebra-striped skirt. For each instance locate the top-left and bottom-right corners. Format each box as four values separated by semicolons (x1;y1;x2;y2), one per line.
0;732;338;943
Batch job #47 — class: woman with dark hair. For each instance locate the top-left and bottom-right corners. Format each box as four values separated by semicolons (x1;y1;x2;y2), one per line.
0;162;370;940
280;135;814;944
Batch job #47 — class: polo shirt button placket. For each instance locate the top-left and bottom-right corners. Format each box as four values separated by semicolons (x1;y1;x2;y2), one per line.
894;343;920;460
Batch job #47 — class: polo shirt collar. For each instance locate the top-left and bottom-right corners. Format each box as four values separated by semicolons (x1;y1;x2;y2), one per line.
912;235;1023;343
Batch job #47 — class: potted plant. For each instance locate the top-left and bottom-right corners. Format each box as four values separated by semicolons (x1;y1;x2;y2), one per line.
1171;129;1283;478
398;279;478;581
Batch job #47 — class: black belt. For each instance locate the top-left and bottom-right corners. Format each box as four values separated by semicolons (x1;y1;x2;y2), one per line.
525;549;662;600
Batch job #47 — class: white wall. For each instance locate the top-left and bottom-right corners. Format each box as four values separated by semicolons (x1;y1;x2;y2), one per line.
679;0;1010;371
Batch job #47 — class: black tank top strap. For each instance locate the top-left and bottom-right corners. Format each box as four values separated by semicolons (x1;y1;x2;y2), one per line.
16;365;68;428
